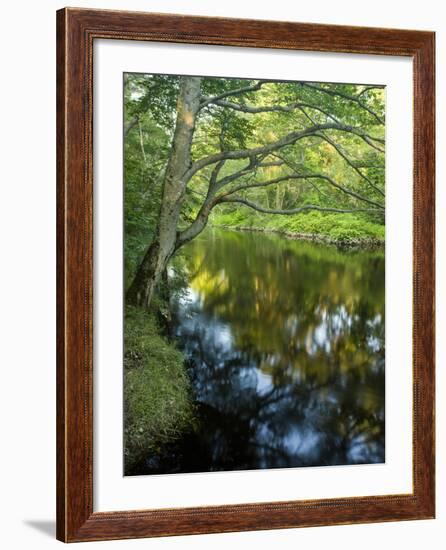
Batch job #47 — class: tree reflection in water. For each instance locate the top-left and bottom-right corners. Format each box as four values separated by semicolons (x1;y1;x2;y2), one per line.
143;228;385;474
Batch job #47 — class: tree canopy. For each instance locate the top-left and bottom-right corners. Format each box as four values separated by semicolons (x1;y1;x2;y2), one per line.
124;74;385;306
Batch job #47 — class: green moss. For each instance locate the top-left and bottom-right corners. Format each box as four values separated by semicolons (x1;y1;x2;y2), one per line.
124;305;195;472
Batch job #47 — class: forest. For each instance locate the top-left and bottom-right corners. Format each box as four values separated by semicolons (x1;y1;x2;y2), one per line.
123;74;386;474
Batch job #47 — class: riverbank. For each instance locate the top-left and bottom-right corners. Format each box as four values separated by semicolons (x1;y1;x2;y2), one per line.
124;305;195;474
214;225;384;249
212;210;385;249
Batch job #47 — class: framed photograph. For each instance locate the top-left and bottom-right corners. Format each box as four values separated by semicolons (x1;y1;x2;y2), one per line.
56;7;435;542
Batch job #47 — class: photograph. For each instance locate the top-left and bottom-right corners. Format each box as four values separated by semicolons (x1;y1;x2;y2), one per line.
123;73;386;476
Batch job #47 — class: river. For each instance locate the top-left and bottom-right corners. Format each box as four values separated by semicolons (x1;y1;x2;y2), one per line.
145;228;385;474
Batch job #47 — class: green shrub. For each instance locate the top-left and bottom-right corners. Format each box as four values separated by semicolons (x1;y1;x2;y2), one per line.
212;207;385;244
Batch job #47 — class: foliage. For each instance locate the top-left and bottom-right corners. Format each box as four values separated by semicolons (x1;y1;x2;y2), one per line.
122;74;387;470
213;208;385;245
124;74;385;289
124;305;195;472
123;108;169;287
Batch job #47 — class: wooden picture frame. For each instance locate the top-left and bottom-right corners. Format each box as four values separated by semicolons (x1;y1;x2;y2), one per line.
56;7;435;542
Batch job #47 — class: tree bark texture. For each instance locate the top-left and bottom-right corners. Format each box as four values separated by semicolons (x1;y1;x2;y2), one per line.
126;76;202;307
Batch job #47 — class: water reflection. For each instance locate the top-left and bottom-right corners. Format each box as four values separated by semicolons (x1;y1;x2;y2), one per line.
147;228;384;473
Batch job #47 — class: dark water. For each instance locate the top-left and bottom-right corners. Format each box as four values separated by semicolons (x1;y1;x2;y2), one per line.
147;228;384;474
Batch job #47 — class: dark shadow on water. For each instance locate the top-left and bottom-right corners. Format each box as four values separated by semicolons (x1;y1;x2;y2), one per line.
23;520;56;538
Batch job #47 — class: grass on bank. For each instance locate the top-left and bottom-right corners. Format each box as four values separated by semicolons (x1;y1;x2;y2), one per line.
212;208;385;245
124;305;195;472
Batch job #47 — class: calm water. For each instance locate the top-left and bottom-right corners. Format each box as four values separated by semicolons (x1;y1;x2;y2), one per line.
144;228;385;474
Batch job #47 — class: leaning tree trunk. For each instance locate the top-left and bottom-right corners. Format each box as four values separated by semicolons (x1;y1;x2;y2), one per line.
126;76;202;308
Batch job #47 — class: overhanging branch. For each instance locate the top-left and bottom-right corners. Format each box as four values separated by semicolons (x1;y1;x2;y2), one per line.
217;173;384;210
211;98;342;124
312;133;385;197
219;196;382;215
301;83;385;125
185;122;384;182
200;81;266;110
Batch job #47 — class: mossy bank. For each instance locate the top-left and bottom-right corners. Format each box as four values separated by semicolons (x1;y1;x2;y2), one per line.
124;305;195;474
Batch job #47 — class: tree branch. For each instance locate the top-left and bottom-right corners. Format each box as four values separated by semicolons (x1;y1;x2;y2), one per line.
358;85;386;98
301;83;385;125
218;173;384;209
209;160;226;191
176;196;218;247
185;122;384;182
311;133;385;197
200;81;266;110
206;157;261;194
293;109;384;196
178;157;267;247
218;196;382;215
211;98;342;124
